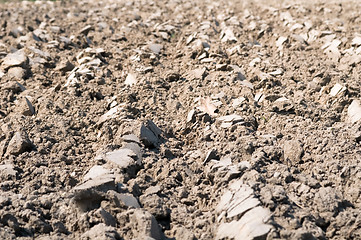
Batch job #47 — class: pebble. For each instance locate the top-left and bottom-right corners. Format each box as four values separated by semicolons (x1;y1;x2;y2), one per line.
348;100;361;123
283;140;304;164
104;148;139;169
130;209;166;240
329;83;346;97
149;43;163;54
125;73;137;86
81;223;121;240
203;149;219;165
1;50;29;70
7;67;26;79
140;120;162;148
0;164;17;180
113;192;140;208
216;182;272;240
6;131;33;156
55;60;75;73
79;25;93;35
83;165;111;181
216;206;272;240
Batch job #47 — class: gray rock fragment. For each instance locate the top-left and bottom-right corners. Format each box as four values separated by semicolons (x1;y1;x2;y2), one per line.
140;120;162;148
113;192;140;208
348;100;361;123
144;185;161;196
217;114;244;128
55;60;75;73
130;209;165;240
7;67;26;79
227;197;260;219
96;207;117;227
105;148;139;168
123;134;140;144
83;165;111;181
0;164;17;180
187;109;196;123
24;97;36;116
284;140;304;164
149;44;163;54
81;223;121;240
175;227;196;240
216;206;272;240
72;175;116;211
79;25;93;35
189;68;206;80
123;142;142;164
1;50;29;70
6;131;33;156
204;149;219;165
73;175;115;195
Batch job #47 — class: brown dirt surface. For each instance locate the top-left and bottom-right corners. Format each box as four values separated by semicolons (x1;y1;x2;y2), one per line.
1;0;361;239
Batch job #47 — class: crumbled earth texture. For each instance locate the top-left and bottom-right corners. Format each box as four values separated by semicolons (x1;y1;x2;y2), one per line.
1;0;361;239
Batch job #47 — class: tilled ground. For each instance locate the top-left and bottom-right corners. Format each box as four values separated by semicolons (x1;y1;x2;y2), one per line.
1;0;361;239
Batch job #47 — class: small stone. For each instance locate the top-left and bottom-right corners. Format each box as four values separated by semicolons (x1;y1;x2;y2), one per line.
73;175;115;195
144;185;161;196
329;83;346;97
72;175;116;211
197;97;218;117
204;149;219;165
97;106;123;125
276;36;288;49
140;120;162;148
123;142;142;164
351;36;361;46
7;67;26;79
216;206;272;240
81;223;121;240
49;26;61;33
24;97;36;116
221;27;237;42
284;140;304;164
6;131;33;156
123;134;140;144
189;68;206;80
79;25;93;35
0;164;17;180
268;69;284;76
104;148;139;169
216;64;228;71
254;92;264;102
227;197;260;219
149;44;163;54
348;100;361;123
16;97;35;116
113;192;140;208
187;109;196;123
165;72;180;82
175;227;196;240
96;207;117;227
1;50;29;70
55;60;75;73
232;97;246;108
273;97;294;113
125;73;137;86
130;209;165;240
84;165;111;181
217;114;243;124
